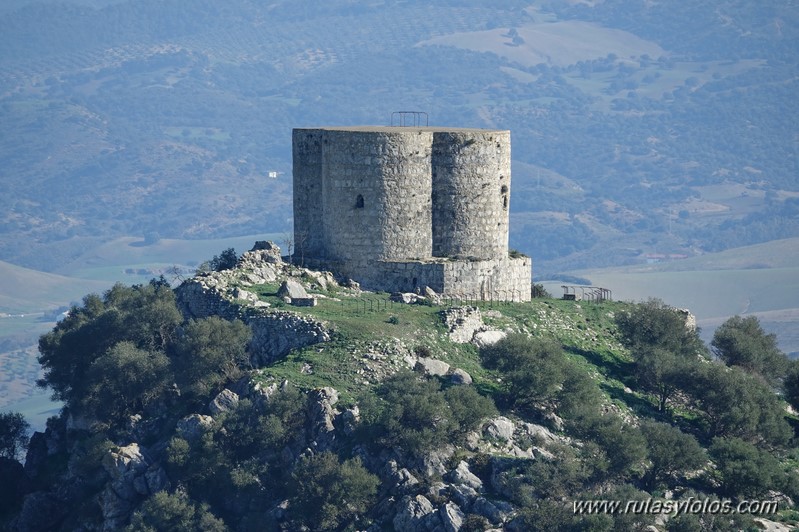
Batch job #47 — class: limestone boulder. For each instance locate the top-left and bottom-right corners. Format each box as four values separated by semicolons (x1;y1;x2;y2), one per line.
447;460;483;491
209;389;239;415
307;387;340;450
449;368;473;385
472;329;507;348
277;279;309;300
176;414;214;441
393;495;436;532
249;241;283;263
415;357;451;377
440;502;466;532
484;416;515;442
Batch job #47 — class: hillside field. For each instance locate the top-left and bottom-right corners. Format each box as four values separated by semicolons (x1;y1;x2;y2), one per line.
550;237;799;356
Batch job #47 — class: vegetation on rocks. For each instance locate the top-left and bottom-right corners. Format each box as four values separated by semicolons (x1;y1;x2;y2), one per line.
2;246;799;531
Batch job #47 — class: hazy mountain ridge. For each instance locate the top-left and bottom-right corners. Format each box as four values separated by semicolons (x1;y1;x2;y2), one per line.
1;0;797;275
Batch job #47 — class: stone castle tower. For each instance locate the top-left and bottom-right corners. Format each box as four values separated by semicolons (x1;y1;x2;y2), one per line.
292;126;531;301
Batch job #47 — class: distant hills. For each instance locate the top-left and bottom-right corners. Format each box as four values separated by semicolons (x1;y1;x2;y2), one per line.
0;260;108;314
0;0;797;277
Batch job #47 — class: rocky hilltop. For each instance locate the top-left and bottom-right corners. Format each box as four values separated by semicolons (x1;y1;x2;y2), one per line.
4;242;797;531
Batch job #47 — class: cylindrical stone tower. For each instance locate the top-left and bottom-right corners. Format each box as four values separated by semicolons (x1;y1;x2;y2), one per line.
293;127;434;265
321;128;433;263
292;126;525;298
431;130;510;260
292;129;327;260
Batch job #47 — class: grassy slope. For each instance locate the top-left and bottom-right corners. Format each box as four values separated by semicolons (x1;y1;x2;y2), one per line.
552;237;799;355
247;281;636;414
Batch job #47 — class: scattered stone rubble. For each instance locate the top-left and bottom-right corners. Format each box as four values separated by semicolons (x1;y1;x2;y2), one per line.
440;306;508;348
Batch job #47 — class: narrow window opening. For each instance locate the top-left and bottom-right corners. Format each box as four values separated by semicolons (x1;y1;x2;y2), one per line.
503;196;508;209
355;194;364;208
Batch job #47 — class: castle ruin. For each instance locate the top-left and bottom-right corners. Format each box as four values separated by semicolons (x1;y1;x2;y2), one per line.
292;126;531;301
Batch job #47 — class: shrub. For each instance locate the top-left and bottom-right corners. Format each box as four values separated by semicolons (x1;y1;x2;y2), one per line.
712;315;788;386
126;491;227;532
709;436;785;498
0;412;30;461
289;452;378;530
480;334;569;413
444;385;497;434
640;420;706;490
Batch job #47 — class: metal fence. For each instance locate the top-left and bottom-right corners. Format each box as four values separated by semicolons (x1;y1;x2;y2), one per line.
337;291;529;313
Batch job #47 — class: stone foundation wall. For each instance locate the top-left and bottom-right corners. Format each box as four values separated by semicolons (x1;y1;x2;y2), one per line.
302;256;531;301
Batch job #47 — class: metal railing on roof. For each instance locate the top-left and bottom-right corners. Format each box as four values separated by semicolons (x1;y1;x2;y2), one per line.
391;111;429;127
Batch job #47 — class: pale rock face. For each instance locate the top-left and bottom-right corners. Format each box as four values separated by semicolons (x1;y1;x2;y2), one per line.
277;278;310;300
393;494;436;532
102;443;149;481
447;460;483;491
449;368;473;385
472;329;507;348
176;414;214;441
415;357;451;377
440;502;466;532
100;443;169;530
208;388;239;414
484;416;516;442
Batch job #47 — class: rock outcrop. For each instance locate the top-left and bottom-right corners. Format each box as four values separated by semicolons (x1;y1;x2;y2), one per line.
100;443;169;530
175;242;332;366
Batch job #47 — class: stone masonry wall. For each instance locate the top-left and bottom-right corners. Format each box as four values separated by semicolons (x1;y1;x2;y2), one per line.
323;129;433;262
292;130;327;261
292;126;528;301
316;256;532;301
432;130;510;260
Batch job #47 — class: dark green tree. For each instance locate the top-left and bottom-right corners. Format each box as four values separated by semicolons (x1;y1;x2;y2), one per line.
217;391;305;459
636;346;698;412
443;385;497;434
289;452;379;531
690;363;791;446
513;499;583;531
198;248;239;273
640;420;706;491
0;412;30;460
38;282;182;407
531;283;552;298
480;334;569;413
782;360;799;411
363;371;457;455
80;342;172;425
665;488;761;531
615;299;708;412
711;315;788;386
126;491;228;532
577;415;647;481
709;436;785;498
615;298;706;358
172;317;252;400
